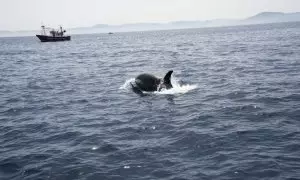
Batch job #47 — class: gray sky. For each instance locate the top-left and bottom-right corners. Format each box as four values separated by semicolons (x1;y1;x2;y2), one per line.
1;0;300;30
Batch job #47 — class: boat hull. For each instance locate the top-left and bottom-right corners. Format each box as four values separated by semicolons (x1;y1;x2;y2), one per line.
36;35;71;42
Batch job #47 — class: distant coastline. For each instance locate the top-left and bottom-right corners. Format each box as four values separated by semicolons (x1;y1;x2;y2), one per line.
1;12;300;37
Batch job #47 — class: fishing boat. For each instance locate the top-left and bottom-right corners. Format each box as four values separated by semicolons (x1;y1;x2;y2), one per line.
36;25;71;42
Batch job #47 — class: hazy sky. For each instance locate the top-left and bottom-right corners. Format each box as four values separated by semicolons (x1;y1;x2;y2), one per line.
1;0;300;30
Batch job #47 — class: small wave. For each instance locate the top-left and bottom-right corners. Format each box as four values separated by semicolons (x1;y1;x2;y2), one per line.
120;77;197;95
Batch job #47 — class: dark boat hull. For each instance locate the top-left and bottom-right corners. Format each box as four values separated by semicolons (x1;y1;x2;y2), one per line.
36;35;71;42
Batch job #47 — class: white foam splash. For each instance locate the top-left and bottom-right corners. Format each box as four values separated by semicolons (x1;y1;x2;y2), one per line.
155;84;198;95
157;76;198;95
92;146;98;150
119;78;135;90
120;77;197;95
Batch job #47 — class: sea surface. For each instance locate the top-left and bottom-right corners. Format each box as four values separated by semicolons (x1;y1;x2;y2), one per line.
1;22;300;180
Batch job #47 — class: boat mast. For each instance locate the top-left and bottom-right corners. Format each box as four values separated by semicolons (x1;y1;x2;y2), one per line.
60;26;63;36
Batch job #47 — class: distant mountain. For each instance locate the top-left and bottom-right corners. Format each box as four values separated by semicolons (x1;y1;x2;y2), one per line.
76;12;299;34
92;24;110;28
1;12;300;37
0;30;12;33
243;12;300;24
0;30;39;37
247;12;285;20
0;30;13;36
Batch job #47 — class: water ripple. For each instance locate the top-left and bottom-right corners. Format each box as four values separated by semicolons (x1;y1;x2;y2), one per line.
0;22;300;180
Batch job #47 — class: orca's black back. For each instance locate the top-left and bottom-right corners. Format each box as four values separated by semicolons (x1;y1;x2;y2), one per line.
135;74;160;92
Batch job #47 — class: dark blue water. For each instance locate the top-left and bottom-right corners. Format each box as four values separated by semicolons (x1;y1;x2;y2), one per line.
1;22;300;180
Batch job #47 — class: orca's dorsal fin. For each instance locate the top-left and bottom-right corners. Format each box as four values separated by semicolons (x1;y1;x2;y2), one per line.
163;70;173;88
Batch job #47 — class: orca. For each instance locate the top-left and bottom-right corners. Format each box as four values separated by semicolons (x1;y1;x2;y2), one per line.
130;70;173;94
